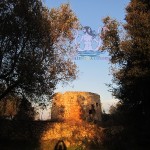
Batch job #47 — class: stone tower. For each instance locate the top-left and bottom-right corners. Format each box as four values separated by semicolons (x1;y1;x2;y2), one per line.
51;92;102;122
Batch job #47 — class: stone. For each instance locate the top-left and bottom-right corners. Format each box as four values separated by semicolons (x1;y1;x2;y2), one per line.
51;92;102;122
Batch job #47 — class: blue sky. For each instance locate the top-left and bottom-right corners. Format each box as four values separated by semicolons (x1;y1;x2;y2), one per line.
44;0;130;113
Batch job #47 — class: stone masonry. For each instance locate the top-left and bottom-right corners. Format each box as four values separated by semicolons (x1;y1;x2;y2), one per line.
51;92;102;122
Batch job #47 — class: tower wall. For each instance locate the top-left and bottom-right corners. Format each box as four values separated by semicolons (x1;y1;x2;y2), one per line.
51;92;102;122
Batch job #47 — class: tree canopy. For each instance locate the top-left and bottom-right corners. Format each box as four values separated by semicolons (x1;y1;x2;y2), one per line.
101;0;150;120
0;0;79;102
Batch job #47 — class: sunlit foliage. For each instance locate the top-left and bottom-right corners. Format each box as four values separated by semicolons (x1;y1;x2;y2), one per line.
0;0;79;103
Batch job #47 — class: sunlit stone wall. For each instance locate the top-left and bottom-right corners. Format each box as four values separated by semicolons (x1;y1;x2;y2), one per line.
51;92;102;122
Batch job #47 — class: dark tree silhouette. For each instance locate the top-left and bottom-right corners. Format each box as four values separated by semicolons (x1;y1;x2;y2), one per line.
101;0;150;147
0;1;79;102
14;96;35;120
101;0;150;123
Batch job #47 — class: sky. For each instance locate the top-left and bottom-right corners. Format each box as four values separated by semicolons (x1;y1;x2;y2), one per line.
42;0;130;118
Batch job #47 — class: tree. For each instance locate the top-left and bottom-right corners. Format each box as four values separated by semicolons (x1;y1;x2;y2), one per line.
0;1;79;102
101;0;150;122
109;105;117;115
0;95;20;119
0;95;35;120
14;96;35;120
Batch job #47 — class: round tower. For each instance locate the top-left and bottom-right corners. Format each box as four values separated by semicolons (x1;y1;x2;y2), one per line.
51;92;102;122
